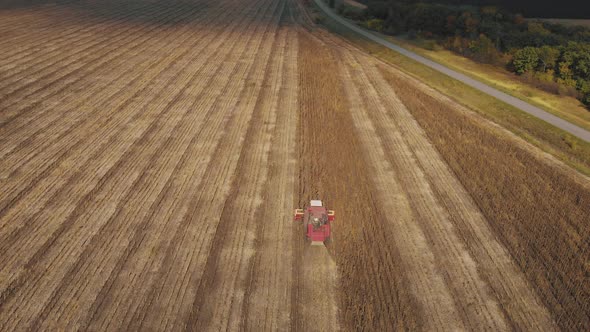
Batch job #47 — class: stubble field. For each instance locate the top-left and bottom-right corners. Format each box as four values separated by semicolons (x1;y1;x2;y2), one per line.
0;0;588;330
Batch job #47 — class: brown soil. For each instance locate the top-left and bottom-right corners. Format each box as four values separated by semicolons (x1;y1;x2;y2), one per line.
0;0;587;330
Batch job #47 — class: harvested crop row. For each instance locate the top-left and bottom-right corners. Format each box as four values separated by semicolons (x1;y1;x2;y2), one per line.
0;7;214;174
0;0;247;240
108;1;286;330
240;17;299;332
0;7;200;141
0;0;240;177
0;5;196;114
0;4;134;50
28;2;279;329
82;6;278;326
0;2;158;73
2;0;286;327
187;29;284;329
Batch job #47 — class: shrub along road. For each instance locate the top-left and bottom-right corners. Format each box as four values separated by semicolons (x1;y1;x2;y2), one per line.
313;0;590;143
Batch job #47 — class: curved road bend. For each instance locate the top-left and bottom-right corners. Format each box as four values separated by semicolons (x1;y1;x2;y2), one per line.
314;0;590;143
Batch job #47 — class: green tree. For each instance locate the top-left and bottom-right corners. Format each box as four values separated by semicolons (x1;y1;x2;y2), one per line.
557;61;573;80
367;1;388;19
513;47;540;74
480;6;498;17
469;34;497;63
384;3;405;34
513;14;525;25
366;18;384;32
527;22;551;36
559;42;590;79
457;11;479;38
537;45;560;72
445;14;457;34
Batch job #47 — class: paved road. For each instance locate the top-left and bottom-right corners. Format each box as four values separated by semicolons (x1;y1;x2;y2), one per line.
314;0;590;143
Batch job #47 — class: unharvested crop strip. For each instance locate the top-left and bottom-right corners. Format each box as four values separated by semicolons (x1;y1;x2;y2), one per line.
384;69;590;331
338;49;464;330
372;64;556;330
348;53;508;330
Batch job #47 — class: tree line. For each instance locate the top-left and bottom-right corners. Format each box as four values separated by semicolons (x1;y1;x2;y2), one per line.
341;0;590;108
394;0;590;19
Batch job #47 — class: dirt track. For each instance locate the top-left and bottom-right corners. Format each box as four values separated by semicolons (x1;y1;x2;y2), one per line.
300;245;339;332
0;0;586;329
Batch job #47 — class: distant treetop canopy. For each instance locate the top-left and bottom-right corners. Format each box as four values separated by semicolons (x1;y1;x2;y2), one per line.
400;0;590;19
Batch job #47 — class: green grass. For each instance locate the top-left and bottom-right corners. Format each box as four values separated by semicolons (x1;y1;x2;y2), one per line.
312;3;590;176
388;35;590;132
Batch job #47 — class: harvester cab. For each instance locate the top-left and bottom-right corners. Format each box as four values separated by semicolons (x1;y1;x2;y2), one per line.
294;200;335;245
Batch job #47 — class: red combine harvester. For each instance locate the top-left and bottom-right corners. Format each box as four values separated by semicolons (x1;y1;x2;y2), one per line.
294;200;335;245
